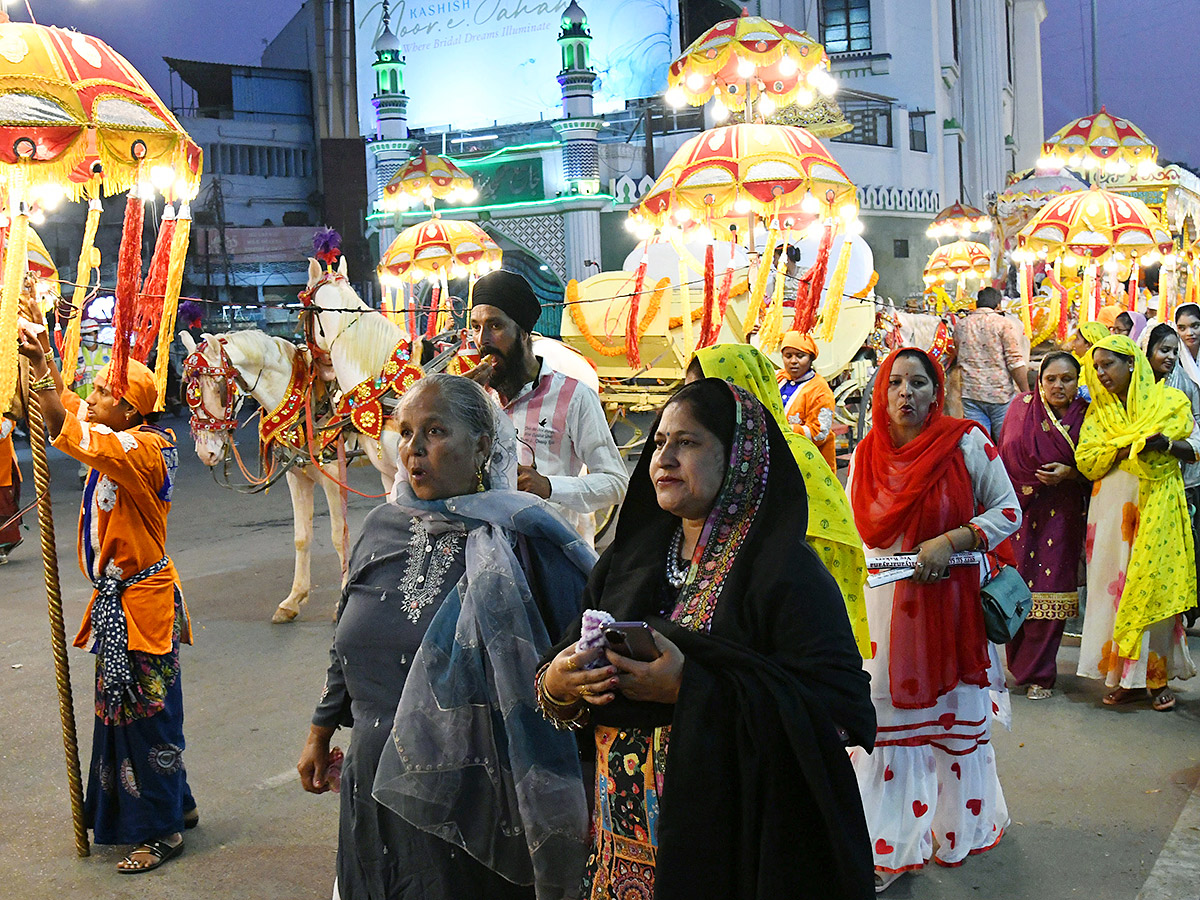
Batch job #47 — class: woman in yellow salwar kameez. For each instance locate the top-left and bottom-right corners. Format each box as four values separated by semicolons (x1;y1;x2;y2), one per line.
687;344;871;658
1076;334;1196;710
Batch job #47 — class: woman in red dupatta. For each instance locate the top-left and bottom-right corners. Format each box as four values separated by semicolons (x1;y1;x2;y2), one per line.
999;352;1090;698
847;348;1022;891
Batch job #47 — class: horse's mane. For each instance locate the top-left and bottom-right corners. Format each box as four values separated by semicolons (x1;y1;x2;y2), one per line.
215;329;297;373
312;279;405;377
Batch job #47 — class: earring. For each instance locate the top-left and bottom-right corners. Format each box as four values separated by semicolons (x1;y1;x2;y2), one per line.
476;468;486;493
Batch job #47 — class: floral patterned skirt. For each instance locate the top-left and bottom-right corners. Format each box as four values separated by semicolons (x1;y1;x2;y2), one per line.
1078;469;1196;690
582;725;669;900
85;590;195;845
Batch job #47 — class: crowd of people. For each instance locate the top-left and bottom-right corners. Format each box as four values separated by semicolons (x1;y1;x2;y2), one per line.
15;272;1200;898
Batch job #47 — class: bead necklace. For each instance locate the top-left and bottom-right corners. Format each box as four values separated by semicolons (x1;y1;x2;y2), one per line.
666;526;690;589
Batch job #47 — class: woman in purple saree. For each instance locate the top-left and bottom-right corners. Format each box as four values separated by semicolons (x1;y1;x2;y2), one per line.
999;351;1091;698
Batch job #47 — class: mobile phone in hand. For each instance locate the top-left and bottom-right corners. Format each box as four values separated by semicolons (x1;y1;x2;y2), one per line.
603;622;662;662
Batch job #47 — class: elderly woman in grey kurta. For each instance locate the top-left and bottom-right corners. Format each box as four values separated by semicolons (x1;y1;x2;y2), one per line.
297;374;594;900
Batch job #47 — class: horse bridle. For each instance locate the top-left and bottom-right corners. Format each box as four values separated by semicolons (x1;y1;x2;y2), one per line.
183;337;242;440
299;271;349;364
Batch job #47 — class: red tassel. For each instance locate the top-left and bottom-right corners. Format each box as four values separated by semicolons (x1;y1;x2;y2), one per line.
702;252;736;348
792;225;834;333
405;287;418;342
625;259;648;368
131;214;177;362
1055;276;1070;342
424;283;441;339
109;193;146;399
1127;263;1139;311
699;244;715;347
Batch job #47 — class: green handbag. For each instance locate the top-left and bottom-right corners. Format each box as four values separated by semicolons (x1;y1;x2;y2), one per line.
980;564;1032;643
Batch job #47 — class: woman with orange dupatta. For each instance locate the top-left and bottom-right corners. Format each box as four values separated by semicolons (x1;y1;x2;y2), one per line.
847;348;1021;893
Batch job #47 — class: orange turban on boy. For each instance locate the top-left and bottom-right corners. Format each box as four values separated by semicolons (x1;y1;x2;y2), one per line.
97;360;158;417
781;330;819;359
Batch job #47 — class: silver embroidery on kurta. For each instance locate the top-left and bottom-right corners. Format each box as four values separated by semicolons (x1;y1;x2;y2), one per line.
398;517;464;625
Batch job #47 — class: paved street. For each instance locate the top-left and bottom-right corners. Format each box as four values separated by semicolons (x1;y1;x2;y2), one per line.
2;411;1199;899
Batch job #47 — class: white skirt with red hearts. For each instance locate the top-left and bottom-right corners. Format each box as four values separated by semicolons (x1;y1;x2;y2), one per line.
848;674;1010;872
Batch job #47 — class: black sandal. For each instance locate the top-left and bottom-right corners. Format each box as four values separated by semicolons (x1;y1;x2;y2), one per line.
117;838;184;873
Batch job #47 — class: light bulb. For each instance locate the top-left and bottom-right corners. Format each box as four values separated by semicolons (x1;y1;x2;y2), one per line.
797;88;814;106
838;203;857;221
757;96;775;117
848;219;865;235
800;193;819;214
733;198;752;215
665;87;686;108
712;101;730;122
1137;159;1157;178
778;55;797;76
736;57;756;80
686;72;706;92
150;165;176;191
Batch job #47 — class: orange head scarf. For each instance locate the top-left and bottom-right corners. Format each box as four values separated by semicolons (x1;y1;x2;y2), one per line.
97;360;157;417
780;330;819;359
850;347;990;708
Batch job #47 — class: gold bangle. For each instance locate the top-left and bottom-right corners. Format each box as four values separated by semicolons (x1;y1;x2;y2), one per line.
29;374;56;393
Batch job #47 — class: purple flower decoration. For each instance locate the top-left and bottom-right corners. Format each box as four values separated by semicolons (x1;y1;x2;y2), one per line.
313;227;342;266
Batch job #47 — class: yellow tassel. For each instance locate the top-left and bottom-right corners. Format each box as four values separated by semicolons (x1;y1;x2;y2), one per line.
1081;264;1097;323
437;269;451;334
745;227;779;329
152;203;192;409
60;194;103;388
758;245;790;353
0;205;29;415
678;257;693;354
820;235;853;342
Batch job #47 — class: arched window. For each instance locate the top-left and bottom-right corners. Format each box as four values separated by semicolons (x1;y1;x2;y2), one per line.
575;45;585;69
389;69;398;93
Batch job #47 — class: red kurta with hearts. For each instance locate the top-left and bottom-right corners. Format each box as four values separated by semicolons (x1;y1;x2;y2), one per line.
847;427;1021;872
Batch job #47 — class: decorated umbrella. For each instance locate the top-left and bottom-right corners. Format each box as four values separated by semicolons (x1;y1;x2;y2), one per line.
1038;107;1158;178
630;124;857;232
377;215;502;338
923;239;992;309
926;201;991;240
1013;185;1173;331
994;169;1088;255
378;149;478;213
0;15;203;858
627;123;859;350
665;8;837;122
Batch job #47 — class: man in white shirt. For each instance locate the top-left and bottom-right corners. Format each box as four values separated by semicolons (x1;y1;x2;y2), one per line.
468;270;628;546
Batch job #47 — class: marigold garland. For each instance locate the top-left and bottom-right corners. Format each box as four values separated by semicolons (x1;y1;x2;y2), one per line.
568;277;668;357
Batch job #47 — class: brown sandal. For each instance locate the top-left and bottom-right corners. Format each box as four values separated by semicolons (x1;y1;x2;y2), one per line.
1152;688;1176;711
1102;687;1146;706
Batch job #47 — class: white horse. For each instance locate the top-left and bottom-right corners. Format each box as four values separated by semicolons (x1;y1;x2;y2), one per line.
180;328;350;624
303;256;418;487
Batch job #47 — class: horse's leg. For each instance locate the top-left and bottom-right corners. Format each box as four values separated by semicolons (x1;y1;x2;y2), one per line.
273;467;315;624
362;435;397;494
317;459;350;621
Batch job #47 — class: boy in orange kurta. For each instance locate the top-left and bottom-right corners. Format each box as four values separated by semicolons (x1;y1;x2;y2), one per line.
777;330;838;469
20;317;195;874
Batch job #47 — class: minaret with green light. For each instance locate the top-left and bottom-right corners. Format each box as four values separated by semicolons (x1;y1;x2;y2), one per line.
369;0;417;199
552;1;603;196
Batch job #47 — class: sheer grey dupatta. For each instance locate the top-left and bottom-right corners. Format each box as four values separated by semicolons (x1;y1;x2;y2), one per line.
375;412;593;899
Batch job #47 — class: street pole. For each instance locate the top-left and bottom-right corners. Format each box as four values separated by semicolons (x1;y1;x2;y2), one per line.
25;381;89;857
1090;0;1100;110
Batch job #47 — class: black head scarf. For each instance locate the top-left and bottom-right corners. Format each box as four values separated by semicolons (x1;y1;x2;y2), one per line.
559;378;876;900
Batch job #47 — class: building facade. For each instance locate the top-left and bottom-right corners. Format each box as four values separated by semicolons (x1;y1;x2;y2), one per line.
357;0;1046;326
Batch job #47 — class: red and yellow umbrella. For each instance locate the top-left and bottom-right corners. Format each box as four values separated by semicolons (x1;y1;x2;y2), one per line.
1015;186;1172;264
377;215;502;283
923;239;992;283
1039;107;1157;178
665;9;835;121
926;201;991;239
0;19;201;198
379;149;477;213
629;123;857;234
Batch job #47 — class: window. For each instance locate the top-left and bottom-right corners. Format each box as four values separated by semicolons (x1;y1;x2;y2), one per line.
909;112;929;152
832;97;892;147
951;0;960;63
894;239;909;259
820;0;871;54
1005;2;1014;84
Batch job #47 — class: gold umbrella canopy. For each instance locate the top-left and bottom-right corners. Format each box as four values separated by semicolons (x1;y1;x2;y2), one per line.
627;124;858;238
926;201;992;239
665;10;837;121
1038;107;1158;178
377;215;503;284
923;239;992;284
1013;186;1173;266
379;149;478;212
0;19;202;199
